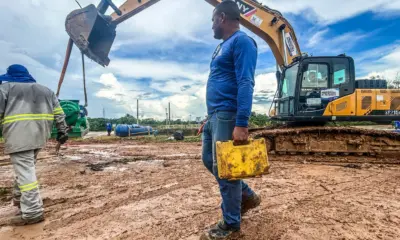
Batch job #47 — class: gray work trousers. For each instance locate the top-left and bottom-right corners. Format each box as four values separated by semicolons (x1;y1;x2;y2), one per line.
10;149;43;219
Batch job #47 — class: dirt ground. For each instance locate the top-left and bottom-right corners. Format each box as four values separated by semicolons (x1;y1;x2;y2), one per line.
0;138;399;240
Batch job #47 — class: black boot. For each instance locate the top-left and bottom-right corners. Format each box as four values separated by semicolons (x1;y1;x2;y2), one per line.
200;220;240;240
241;193;261;215
9;214;44;226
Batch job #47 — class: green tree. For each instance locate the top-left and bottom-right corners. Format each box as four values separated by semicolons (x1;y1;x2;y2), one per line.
249;112;270;127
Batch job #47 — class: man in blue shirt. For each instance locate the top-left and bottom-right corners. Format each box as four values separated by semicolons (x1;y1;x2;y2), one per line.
106;123;112;136
201;1;260;239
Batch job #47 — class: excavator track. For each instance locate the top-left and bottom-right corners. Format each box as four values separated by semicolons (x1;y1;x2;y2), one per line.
251;127;400;163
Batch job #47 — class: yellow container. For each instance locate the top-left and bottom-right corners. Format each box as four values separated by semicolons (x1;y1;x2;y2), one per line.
216;138;270;180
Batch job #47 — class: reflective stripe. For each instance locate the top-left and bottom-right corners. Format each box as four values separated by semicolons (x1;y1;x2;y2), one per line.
21;184;39;192
53;107;64;115
19;181;38;192
4;113;54;120
3;116;54;125
53;110;64;115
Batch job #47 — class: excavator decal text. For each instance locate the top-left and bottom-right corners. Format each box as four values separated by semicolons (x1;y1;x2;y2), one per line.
232;0;257;17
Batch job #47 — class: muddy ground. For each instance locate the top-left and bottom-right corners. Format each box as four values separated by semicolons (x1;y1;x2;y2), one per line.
0;138;399;240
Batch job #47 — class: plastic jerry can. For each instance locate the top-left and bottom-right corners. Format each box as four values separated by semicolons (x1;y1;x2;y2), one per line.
216;138;270;180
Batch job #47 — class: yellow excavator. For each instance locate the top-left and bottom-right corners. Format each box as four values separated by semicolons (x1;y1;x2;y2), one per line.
58;0;400;157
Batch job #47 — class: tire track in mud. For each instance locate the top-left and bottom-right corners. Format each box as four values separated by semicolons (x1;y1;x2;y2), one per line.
2;141;399;239
43;169;214;234
240;167;400;240
116;207;222;240
38;154;220;239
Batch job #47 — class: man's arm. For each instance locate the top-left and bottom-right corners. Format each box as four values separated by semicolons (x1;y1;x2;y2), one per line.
0;85;9;121
233;35;258;128
52;93;68;136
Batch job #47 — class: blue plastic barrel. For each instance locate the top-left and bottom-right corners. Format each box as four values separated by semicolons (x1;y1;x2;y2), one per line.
394;121;400;130
115;124;156;137
129;125;153;135
115;124;130;137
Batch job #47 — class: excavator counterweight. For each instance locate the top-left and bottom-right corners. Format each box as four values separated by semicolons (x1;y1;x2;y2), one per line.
66;4;116;66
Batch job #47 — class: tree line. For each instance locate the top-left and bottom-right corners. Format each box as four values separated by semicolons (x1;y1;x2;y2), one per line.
88;112;272;131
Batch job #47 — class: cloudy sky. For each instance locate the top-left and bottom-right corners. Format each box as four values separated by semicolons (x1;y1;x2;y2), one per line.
1;0;400;120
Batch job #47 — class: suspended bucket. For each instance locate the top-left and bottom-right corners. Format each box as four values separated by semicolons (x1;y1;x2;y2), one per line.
65;4;116;66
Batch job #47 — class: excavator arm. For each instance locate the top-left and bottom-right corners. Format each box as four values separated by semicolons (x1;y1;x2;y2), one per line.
58;0;301;97
65;0;301;68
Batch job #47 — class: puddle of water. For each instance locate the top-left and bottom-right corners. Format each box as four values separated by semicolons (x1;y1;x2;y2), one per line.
159;154;189;157
0;221;45;239
104;166;128;172
90;150;118;157
128;160;165;166
65;156;83;161
164;182;178;188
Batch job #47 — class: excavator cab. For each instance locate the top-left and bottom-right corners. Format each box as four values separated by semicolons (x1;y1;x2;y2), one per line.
272;56;357;122
65;3;117;66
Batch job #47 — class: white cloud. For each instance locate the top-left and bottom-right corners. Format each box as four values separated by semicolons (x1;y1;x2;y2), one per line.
304;29;371;55
359;45;400;81
95;71;275;120
260;0;400;24
110;0;216;50
255;72;277;95
106;58;209;82
307;29;329;48
95;73;207;120
253;72;277;114
151;80;200;94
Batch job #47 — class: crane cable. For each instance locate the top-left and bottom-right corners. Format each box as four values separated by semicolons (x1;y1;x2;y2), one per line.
57;1;86;106
81;52;88;107
75;0;82;9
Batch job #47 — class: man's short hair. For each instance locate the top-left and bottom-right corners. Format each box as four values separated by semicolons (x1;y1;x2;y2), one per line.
215;0;240;21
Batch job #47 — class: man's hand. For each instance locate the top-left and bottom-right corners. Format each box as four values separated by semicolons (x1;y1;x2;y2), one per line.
197;121;206;136
56;132;68;145
233;126;249;145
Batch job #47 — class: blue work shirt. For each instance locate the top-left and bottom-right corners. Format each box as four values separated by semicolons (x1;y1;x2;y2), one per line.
206;30;257;127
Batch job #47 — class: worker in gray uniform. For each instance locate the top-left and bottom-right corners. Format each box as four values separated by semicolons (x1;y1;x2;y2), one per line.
0;64;68;225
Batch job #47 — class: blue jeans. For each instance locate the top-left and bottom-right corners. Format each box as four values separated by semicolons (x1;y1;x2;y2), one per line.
202;111;255;229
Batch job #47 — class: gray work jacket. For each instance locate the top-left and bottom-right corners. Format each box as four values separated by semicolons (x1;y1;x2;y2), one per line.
0;82;67;154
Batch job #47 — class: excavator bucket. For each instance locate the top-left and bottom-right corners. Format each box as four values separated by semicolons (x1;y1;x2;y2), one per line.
65;4;116;66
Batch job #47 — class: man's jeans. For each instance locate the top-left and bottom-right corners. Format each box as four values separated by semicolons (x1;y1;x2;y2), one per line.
202;111;255;229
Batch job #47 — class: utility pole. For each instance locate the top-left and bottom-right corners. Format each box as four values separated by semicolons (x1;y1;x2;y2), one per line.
395;72;400;89
165;108;168;126
168;102;171;125
137;99;139;124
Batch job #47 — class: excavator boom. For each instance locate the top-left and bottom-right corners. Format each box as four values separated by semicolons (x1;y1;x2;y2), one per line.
65;0;301;67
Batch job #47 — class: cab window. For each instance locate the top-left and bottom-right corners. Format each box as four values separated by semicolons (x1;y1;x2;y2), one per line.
281;64;298;98
302;64;328;88
333;60;350;85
